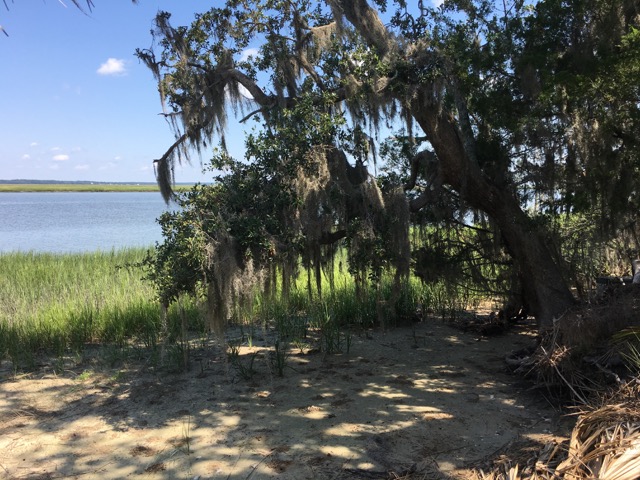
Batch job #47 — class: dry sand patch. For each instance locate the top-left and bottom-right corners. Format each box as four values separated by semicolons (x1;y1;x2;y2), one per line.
0;321;569;479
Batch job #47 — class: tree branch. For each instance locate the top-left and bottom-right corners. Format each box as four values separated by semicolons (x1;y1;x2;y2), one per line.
320;229;347;245
223;69;273;106
404;150;438;191
239;107;268;123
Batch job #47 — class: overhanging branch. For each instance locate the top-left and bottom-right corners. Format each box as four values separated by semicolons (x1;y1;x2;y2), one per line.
320;229;347;245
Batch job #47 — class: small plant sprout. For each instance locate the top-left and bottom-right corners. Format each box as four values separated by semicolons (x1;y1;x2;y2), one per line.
226;341;241;363
272;338;289;377
181;415;192;455
236;351;259;380
76;369;93;381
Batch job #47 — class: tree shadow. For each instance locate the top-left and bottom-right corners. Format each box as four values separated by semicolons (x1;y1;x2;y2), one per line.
0;320;570;479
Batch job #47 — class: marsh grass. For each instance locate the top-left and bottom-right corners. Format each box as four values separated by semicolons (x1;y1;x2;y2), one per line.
0;249;201;369
1;246;476;371
236;269;435;357
0;183;192;193
0;183;161;192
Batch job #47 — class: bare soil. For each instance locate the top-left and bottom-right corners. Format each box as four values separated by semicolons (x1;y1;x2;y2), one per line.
0;320;571;479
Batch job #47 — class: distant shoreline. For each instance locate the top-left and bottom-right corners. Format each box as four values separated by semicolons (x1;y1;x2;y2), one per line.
0;183;193;193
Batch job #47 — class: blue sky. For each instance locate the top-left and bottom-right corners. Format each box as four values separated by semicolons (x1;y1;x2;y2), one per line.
1;1;443;184
1;1;242;183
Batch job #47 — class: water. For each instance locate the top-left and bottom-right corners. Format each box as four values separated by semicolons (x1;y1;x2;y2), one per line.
0;192;175;253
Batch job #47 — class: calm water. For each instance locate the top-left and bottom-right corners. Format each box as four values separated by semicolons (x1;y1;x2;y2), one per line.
0;192;175;253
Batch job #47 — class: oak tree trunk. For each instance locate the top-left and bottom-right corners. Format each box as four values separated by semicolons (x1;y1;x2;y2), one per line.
411;99;575;328
334;0;576;328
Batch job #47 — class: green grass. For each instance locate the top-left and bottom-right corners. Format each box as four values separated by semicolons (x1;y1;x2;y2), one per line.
223;251;480;354
0;249;201;369
238;265;442;348
0;246;481;371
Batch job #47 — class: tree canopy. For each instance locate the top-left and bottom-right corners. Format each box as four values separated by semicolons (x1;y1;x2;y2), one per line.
138;0;640;332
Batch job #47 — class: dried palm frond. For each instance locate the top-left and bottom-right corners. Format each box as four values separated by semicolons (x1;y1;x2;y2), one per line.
555;402;640;479
477;415;640;480
474;438;568;480
517;300;640;402
476;377;640;480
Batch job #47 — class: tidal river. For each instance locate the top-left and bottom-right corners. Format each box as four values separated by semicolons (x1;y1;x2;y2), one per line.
0;192;175;253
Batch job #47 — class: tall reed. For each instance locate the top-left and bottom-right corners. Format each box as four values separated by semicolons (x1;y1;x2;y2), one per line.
0;249;200;369
243;265;429;347
0;246;465;370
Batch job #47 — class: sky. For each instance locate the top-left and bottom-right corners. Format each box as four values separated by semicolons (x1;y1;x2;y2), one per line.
1;1;241;183
1;1;443;184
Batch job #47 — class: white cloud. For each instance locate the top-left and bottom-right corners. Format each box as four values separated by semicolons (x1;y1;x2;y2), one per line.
30;142;39;147
114;156;122;161
432;0;445;6
50;146;61;152
22;154;31;160
53;154;70;161
240;48;259;62
50;164;60;171
97;58;127;76
75;164;90;171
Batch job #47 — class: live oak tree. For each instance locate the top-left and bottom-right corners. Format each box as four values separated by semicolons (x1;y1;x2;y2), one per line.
138;0;640;331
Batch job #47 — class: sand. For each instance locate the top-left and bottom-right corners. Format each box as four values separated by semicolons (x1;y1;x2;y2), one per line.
0;320;569;479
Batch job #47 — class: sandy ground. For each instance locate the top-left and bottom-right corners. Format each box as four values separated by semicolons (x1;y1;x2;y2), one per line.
0;320;570;479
